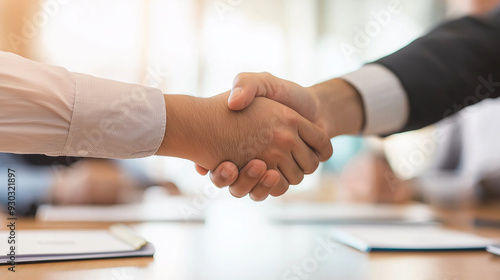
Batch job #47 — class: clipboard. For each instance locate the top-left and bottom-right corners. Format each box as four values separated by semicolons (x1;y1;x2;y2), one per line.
0;224;154;264
331;225;498;252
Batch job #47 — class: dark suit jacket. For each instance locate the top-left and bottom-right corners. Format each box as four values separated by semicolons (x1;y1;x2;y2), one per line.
376;7;500;132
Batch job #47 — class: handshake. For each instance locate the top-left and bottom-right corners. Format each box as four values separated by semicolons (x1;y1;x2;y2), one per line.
156;73;365;201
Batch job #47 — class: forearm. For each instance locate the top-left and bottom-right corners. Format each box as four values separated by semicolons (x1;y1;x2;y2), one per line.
157;94;240;170
307;78;365;138
157;94;215;168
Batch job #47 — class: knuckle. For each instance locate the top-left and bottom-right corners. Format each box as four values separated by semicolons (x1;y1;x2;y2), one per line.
210;177;226;188
283;109;300;126
236;72;250;79
210;174;230;188
287;172;304;185
234;72;251;83
271;185;289;196
229;187;247;198
261;71;273;78
249;193;266;202
323;143;334;161
274;131;296;148
283;135;297;148
319;130;330;146
213;181;228;188
304;159;320;175
318;133;333;159
266;150;288;165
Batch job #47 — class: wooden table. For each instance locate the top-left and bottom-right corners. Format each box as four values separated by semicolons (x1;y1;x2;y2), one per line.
1;199;500;280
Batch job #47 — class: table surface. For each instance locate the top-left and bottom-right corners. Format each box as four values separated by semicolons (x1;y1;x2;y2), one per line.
1;198;500;280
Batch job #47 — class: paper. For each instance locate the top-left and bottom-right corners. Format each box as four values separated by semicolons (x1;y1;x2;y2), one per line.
331;225;498;252
36;197;204;222
270;203;437;224
0;226;154;264
487;245;500;256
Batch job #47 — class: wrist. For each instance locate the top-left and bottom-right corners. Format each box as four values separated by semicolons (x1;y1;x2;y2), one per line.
158;94;226;170
158;95;207;162
308;78;365;137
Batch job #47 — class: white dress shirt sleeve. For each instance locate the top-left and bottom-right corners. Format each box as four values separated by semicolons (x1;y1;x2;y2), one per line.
0;51;166;158
341;64;409;135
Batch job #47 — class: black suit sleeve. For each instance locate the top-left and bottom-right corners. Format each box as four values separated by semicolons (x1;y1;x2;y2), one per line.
376;8;500;132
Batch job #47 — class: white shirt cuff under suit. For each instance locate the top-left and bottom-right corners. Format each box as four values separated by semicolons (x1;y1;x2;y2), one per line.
342;64;409;135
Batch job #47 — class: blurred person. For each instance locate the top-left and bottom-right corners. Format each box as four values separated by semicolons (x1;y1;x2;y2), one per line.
207;4;500;200
447;0;500;14
338;152;414;204
337;96;500;206
334;0;500;205
0;153;180;216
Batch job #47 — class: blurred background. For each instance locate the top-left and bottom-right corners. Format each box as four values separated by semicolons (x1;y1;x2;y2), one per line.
1;0;498;210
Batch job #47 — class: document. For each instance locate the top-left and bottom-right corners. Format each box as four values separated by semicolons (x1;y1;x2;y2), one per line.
36;197;204;222
331;225;498;252
270;203;437;225
487;245;500;256
0;224;154;264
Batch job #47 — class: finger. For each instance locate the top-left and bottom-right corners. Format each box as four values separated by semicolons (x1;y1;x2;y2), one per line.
291;141;321;175
195;164;209;176
249;170;282;201
269;172;290;197
209;162;239;188
277;156;304;186
228;160;267;198
228;73;271;111
297;118;333;161
229;72;318;121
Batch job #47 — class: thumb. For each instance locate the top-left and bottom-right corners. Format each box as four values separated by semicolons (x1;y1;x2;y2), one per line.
227;72;273;111
226;72;317;122
228;87;255;111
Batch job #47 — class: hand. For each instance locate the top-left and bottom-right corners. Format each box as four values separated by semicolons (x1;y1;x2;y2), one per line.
201;73;364;200
340;153;413;203
156;91;333;199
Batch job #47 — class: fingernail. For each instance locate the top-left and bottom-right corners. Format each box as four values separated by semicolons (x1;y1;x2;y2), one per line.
263;176;276;188
228;87;242;103
220;167;230;180
248;165;260;177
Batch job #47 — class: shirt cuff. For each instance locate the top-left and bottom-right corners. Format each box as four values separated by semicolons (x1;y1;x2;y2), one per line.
62;73;166;159
341;64;409;135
